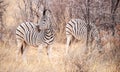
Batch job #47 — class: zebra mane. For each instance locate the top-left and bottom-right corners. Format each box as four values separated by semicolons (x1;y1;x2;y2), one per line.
43;9;51;16
43;9;47;16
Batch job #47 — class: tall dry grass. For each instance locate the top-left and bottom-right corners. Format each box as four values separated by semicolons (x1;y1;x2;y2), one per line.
0;36;66;72
0;0;120;72
0;31;120;72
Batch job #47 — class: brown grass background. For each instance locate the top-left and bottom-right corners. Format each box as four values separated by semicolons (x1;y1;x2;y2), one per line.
0;0;120;72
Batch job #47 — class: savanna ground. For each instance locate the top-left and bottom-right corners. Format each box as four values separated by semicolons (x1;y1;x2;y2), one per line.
0;36;120;72
0;0;120;72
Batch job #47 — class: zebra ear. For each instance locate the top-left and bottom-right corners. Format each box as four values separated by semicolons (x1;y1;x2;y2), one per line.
39;4;44;17
45;9;51;18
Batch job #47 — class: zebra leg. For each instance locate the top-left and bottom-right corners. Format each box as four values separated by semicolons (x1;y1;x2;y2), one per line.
22;43;28;64
38;44;43;62
88;38;93;53
47;45;52;59
66;35;72;55
16;39;23;61
96;40;103;53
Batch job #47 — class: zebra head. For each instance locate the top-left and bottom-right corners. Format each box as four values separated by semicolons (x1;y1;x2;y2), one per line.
39;9;52;30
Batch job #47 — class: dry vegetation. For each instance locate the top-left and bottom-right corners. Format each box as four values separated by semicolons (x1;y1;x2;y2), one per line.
0;0;120;72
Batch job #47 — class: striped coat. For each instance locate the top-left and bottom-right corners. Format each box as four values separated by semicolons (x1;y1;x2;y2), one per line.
66;19;101;54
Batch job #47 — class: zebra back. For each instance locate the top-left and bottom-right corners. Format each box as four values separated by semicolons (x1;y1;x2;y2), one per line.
66;19;101;45
66;19;87;40
16;22;37;40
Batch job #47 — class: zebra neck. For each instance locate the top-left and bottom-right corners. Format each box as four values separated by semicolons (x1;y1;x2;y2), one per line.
44;28;53;36
36;30;44;44
36;28;54;45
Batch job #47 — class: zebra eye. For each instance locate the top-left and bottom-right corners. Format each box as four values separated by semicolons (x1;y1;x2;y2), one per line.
44;20;46;21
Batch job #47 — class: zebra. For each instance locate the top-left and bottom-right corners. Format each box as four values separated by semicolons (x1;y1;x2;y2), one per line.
66;19;101;55
16;9;55;63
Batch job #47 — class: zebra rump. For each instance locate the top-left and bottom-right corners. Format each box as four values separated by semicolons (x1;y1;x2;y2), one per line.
66;19;101;54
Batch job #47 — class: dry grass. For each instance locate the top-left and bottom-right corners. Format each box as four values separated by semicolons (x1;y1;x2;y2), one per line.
1;36;120;72
0;0;120;72
0;39;68;72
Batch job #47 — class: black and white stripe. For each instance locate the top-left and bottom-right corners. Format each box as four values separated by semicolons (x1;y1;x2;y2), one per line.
16;9;55;62
16;22;54;46
66;19;101;54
